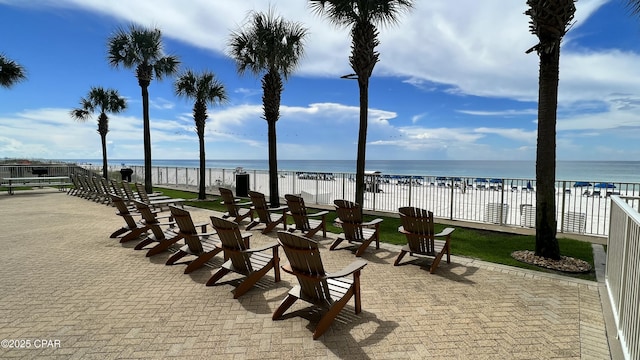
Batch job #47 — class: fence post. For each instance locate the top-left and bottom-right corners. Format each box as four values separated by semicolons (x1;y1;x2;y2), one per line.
559;181;567;233
408;177;413;207
450;178;455;220
499;179;505;225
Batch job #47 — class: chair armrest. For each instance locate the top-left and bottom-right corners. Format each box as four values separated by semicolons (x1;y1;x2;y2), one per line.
235;201;253;207
327;259;367;279
242;242;279;254
267;205;288;212
362;218;383;227
307;210;329;218
193;222;208;232
435;227;455;238
197;231;217;238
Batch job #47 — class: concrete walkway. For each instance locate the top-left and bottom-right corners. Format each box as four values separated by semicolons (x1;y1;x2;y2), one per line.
0;190;611;359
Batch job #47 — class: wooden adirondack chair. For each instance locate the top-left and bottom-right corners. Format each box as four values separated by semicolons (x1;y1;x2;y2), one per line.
134;182;184;209
284;194;328;238
109;194;149;243
206;216;280;298
218;187;253;224
245;191;287;234
330;200;383;257
91;176;109;204
273;231;367;340
165;206;222;274
130;199;184;256
394;207;456;274
68;173;81;196
109;179;127;201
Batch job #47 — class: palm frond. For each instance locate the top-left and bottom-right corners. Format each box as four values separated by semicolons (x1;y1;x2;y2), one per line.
309;0;414;28
0;53;27;88
228;9;308;79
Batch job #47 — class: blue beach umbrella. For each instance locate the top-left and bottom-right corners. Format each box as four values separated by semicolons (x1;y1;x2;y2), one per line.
475;178;487;183
594;182;616;189
573;181;592;187
489;178;502;184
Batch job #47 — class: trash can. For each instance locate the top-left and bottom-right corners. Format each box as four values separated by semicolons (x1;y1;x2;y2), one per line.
120;168;133;182
235;173;250;197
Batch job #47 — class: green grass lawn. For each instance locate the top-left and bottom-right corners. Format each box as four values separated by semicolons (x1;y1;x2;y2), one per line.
156;186;597;281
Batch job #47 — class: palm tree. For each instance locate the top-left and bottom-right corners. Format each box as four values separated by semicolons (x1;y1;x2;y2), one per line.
70;87;127;179
228;9;307;207
107;24;180;193
310;0;413;206
174;70;228;200
0;53;26;88
525;0;575;259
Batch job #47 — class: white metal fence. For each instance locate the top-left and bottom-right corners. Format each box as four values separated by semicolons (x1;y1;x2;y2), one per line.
606;196;640;360
86;164;640;238
5;163;637;237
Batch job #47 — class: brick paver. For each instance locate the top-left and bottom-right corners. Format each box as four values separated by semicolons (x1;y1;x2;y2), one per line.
0;190;611;359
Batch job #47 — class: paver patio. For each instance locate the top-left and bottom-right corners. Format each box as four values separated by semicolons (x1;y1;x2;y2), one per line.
0;189;611;359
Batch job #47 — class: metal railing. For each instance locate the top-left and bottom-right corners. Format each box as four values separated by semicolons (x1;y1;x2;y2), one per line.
606;196;640;360
77;164;640;237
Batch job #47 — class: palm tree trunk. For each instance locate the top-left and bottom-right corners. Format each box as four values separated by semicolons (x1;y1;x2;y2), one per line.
355;76;369;207
101;134;108;179
198;134;206;200
141;84;152;193
268;120;279;207
263;70;282;208
535;46;561;260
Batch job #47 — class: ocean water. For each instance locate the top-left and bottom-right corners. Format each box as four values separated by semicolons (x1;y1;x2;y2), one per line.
69;159;640;183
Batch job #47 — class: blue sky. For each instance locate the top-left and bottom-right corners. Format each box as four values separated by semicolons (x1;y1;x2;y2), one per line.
1;0;639;161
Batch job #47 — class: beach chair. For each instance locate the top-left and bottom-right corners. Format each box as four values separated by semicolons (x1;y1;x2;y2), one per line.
206;216;280;298
82;175;100;201
109;194;150;243
165;205;222;274
90;176;109;204
394;207;455;274
273;231;367;340
109;179;132;206
130;199;184;256
218;187;253;224
245;191;287;234
284;194;328;238
68;173;81;196
330;200;383;257
133;182;185;210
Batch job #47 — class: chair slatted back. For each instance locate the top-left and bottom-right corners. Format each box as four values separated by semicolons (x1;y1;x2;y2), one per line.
334;200;365;242
285;194;311;231
169;206;203;253
134;182;151;203
91;176;102;194
70;174;80;192
109;179;125;198
133;200;165;240
84;175;95;193
110;194;138;229
210;216;252;273
219;188;242;217
100;178;112;200
121;181;137;202
277;231;331;302
248;191;272;224
398;207;435;254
